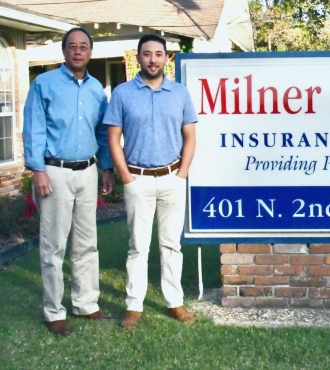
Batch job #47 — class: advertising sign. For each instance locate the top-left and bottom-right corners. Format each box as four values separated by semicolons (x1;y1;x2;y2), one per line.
176;52;330;243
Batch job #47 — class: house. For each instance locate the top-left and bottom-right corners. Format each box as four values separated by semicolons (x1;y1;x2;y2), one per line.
1;0;254;196
15;0;254;95
0;1;74;196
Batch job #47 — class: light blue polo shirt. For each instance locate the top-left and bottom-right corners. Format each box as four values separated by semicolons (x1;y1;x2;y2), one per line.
103;73;198;167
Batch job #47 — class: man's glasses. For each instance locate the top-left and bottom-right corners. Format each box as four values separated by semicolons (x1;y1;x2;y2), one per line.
66;45;90;52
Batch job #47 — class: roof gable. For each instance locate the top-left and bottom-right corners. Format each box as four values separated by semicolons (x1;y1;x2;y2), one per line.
10;0;225;39
0;0;73;32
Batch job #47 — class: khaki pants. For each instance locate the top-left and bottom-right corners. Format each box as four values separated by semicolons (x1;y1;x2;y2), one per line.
124;170;186;312
34;164;99;322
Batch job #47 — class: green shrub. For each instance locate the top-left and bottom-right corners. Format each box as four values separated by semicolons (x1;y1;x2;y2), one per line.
0;195;39;239
21;173;33;195
98;169;123;203
0;169;123;241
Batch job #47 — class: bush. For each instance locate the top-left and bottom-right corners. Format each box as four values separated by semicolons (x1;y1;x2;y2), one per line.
0;170;123;241
21;173;33;195
0;195;39;239
22;171;124;204
98;169;123;203
0;173;38;240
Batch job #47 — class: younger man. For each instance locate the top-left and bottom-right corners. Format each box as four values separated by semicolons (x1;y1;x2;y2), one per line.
104;34;197;328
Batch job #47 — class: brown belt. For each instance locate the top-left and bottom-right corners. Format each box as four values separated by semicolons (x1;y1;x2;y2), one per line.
127;160;181;177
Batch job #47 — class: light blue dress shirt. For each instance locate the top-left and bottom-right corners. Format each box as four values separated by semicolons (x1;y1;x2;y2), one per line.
23;63;113;171
103;73;198;168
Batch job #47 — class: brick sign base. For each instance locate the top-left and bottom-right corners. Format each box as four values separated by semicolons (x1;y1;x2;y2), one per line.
220;244;330;308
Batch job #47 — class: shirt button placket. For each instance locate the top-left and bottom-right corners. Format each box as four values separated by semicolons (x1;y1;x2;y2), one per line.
77;90;83;152
152;91;155;126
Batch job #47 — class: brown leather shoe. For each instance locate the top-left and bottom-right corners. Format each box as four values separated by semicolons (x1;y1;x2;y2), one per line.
72;311;113;320
121;311;142;329
45;320;73;337
168;306;195;323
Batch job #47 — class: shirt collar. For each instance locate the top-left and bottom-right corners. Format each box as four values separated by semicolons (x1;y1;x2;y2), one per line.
134;72;171;91
60;63;90;82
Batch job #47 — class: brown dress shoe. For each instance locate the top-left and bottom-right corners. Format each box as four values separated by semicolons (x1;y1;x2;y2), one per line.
45;320;73;337
168;306;195;323
72;311;113;320
121;311;142;329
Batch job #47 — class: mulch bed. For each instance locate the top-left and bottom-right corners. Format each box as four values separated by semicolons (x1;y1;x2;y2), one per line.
0;202;126;265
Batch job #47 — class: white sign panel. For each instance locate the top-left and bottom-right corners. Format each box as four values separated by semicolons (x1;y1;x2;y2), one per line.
177;52;330;242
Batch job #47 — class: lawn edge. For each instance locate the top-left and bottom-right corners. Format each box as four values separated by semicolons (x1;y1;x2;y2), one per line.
0;214;127;266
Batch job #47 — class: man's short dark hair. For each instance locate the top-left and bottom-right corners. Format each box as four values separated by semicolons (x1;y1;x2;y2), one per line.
137;34;167;55
62;27;93;50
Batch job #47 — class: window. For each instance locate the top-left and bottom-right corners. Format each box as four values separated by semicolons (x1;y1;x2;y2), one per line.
0;38;14;163
105;60;126;100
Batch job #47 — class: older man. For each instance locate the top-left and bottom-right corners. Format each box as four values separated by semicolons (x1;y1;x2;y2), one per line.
23;28;114;336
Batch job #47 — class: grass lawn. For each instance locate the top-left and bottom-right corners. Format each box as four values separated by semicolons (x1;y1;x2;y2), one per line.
1;219;330;370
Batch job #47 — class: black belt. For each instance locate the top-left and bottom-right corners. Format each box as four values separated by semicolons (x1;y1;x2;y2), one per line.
45;156;95;171
127;160;181;177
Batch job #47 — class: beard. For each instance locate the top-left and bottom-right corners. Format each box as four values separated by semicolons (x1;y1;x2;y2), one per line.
140;64;164;80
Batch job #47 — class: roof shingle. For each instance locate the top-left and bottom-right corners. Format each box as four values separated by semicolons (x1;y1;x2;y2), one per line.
8;0;225;39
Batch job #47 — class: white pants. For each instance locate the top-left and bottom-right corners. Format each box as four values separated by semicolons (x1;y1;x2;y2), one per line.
124;170;187;312
34;164;100;322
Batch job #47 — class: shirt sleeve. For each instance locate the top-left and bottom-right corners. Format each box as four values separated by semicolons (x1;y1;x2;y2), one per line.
102;87;123;127
95;92;114;170
183;87;198;125
23;80;48;171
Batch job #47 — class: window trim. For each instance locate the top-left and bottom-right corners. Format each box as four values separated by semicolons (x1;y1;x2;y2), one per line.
0;37;16;166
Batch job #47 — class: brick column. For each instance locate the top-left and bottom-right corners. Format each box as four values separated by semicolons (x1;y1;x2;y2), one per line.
221;243;330;308
0;165;25;196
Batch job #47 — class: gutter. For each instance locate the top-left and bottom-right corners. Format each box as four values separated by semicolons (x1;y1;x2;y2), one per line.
0;5;74;32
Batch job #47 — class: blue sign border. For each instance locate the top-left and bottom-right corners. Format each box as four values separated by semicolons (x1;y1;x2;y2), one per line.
175;51;330;84
177;51;330;244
